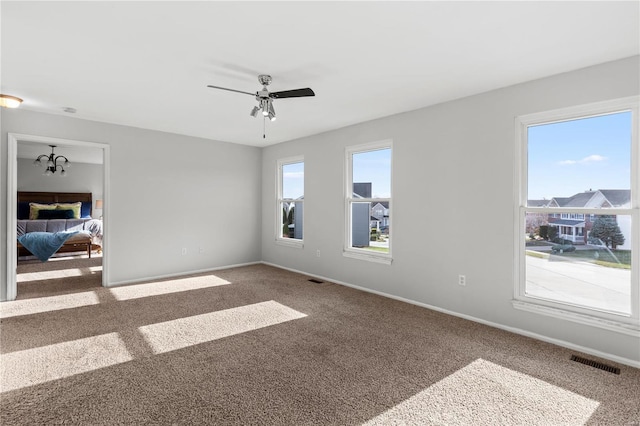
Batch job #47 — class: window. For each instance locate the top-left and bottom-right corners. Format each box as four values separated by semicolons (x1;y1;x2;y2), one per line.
516;97;638;333
345;141;392;264
277;157;304;247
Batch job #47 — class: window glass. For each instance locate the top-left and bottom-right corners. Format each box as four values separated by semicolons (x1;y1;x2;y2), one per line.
347;145;391;257
527;112;631;204
521;108;635;319
352;149;391;198
278;160;303;241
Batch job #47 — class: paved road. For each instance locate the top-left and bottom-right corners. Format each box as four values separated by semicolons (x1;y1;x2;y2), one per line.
526;255;631;315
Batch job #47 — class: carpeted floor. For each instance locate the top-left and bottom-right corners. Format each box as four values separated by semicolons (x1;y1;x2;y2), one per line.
1;260;638;425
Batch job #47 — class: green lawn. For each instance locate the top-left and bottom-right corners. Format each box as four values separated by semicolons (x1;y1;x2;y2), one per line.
525;240;554;247
363;246;389;253
560;249;631;267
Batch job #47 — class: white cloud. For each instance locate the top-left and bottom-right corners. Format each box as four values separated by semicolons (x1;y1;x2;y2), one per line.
283;172;304;179
558;154;606;166
581;154;606;163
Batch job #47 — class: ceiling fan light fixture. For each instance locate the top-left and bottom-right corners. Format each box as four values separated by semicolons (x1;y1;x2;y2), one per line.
0;94;23;108
262;101;269;116
250;106;260;117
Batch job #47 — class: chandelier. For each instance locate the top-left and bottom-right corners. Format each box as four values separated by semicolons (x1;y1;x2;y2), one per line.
33;145;70;176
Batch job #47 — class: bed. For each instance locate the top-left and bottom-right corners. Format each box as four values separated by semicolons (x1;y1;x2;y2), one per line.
16;191;103;260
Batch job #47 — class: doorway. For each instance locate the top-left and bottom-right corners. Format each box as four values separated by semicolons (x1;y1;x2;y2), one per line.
6;133;110;300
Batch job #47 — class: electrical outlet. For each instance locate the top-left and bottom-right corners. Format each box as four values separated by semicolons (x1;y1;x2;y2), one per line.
181;248;187;255
316;250;321;257
458;275;466;286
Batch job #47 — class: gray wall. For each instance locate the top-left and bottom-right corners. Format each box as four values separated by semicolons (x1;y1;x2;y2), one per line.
1;109;262;295
261;57;640;363
17;158;104;218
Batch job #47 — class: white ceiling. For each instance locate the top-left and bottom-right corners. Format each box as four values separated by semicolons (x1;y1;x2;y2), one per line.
2;1;638;147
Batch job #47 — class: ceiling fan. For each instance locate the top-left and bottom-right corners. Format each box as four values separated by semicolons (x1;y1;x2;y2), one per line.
207;74;315;123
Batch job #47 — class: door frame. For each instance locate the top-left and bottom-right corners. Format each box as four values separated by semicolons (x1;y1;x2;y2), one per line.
6;133;110;300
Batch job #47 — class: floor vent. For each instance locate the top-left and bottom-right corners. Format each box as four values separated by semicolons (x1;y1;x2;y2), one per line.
570;355;620;375
308;278;323;284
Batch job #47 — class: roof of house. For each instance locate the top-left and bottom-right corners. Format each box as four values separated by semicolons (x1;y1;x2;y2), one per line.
527;199;551;207
550;197;570;207
549;189;630;208
548;219;585;226
599;189;631;207
552;191;596;207
372;201;390;209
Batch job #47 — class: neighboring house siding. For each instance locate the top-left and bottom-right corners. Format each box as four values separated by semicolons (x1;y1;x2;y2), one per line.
352;202;371;247
530;189;631;248
371;202;390;229
616;215;632;250
293;201;303;240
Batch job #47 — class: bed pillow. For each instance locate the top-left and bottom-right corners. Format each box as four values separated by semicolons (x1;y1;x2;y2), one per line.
18;202;31;220
37;209;75;219
29;203;57;220
80;202;92;219
56;202;82;219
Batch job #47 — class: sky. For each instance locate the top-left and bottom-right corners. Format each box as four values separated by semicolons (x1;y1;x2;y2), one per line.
282;148;392;200
352;148;391;198
282;161;304;199
527;111;631;200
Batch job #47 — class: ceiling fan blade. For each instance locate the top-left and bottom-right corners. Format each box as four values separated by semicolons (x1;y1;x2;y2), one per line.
270;88;315;99
207;85;256;97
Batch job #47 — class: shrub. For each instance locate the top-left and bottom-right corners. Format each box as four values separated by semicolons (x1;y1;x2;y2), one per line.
551;244;576;253
539;225;549;240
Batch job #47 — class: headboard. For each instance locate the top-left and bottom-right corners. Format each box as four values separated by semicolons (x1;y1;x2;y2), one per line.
17;191;93;219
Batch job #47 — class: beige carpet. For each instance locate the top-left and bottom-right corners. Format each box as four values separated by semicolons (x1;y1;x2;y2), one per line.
1;260;638;425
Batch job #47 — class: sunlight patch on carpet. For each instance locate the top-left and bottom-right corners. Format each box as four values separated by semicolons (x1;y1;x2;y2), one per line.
0;333;132;393
364;359;600;425
139;300;307;354
0;291;100;319
108;275;231;301
17;266;102;283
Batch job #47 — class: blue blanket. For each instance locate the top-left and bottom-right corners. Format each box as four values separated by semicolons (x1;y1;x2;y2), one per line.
18;231;80;262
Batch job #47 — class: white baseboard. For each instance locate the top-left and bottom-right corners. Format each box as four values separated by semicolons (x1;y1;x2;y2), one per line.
107;261;261;288
261;261;640;369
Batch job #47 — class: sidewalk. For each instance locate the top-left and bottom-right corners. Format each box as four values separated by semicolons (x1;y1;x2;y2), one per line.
525;255;630;315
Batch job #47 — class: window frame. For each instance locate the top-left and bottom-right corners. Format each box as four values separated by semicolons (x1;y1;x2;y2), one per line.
344;140;393;264
514;96;639;335
276;155;304;249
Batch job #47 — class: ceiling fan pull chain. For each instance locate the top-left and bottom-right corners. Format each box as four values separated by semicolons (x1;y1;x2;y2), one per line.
263;116;266;139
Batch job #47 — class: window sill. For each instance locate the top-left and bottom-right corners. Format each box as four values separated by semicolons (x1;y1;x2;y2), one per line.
343;249;392;265
275;238;303;249
512;300;639;337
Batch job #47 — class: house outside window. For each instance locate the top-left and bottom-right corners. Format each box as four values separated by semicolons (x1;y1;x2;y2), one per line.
516;97;639;333
345;140;392;264
277;157;304;247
